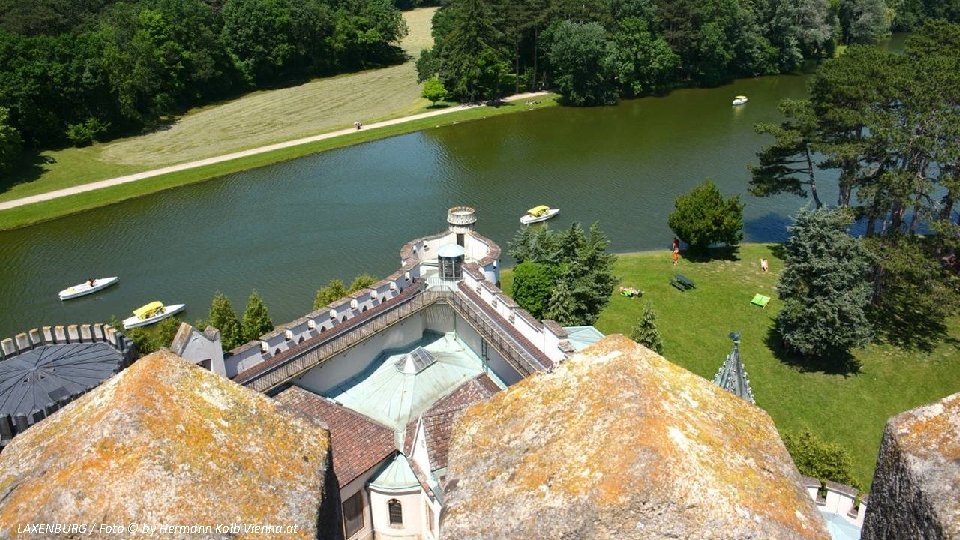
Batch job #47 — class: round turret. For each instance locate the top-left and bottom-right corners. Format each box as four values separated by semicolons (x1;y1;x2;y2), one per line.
447;206;477;234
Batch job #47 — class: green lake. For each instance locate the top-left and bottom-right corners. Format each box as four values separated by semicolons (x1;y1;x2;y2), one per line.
0;71;830;336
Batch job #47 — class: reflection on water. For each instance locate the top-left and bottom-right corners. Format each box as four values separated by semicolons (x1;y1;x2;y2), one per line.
0;72;819;336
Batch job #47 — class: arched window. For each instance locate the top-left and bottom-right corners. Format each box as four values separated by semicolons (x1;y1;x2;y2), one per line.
388;499;403;526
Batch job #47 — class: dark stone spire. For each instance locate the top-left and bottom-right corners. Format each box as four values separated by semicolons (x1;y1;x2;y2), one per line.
713;331;756;404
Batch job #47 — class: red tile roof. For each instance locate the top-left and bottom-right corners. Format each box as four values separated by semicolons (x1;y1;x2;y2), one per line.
275;386;395;488
406;374;502;471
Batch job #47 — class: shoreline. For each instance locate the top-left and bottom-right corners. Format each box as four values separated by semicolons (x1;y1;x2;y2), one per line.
0;92;556;231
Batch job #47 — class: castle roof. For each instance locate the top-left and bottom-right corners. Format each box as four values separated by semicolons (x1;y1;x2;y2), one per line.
369;454;420;493
0;350;333;538
275;385;395;488
441;335;829;539
329;333;488;438
404;373;502;472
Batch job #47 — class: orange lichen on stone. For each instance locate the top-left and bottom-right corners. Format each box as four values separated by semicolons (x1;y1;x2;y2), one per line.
892;392;960;461
442;335;829;540
0;350;331;539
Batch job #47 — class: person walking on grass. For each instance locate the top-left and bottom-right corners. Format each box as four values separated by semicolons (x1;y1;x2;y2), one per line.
760;258;769;272
672;247;680;266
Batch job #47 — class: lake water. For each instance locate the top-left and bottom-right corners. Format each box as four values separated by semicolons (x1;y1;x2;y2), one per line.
0;71;829;337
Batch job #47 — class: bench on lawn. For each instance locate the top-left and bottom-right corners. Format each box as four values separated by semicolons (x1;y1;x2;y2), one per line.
670;274;695;291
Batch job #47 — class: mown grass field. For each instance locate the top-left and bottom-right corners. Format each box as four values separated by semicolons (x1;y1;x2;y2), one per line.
501;243;960;489
0;7;438;203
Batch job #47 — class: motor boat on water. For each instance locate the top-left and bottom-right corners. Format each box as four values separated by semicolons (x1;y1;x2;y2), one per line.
123;301;185;329
58;277;119;300
520;205;560;225
732;95;749;105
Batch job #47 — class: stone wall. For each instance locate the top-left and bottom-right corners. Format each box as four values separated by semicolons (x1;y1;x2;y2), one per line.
861;392;960;539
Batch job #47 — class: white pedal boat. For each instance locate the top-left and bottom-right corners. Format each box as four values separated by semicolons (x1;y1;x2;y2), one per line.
123;301;185;329
58;277;119;300
520;205;560;225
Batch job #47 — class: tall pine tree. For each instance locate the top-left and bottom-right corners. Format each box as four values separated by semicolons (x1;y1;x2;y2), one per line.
241;290;274;343
776;208;873;359
207;292;243;350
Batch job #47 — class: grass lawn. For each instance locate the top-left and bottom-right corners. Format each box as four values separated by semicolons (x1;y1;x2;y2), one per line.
501;243;960;489
0;7;438;203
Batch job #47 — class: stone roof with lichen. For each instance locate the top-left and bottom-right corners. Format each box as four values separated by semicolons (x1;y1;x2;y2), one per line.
861;391;960;539
0;350;333;540
441;335;830;540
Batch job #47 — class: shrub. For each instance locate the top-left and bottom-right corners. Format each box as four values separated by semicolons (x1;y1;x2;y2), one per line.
630;302;663;354
65;117;109;147
783;429;858;488
422;77;448;105
668;180;744;250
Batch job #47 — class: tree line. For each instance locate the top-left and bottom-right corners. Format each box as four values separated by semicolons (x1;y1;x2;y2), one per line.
416;0;959;106
752;20;960;359
0;0;408;173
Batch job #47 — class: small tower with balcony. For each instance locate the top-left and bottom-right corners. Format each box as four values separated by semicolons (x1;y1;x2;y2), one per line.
447;206;477;247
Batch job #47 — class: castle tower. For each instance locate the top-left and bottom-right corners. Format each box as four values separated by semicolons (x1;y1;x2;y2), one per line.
447;206;477;247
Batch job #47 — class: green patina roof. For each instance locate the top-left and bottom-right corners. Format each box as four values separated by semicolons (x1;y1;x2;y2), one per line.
329;332;490;439
563;326;605;352
369;454;420;493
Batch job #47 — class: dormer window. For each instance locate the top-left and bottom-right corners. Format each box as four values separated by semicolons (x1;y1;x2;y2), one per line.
388;499;403;526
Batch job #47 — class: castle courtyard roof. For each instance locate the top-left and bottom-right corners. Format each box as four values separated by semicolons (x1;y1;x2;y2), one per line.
327;332;493;437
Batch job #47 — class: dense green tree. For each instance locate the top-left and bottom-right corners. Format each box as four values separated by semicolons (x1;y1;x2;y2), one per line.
313;273;378;310
611;17;678;97
776;208;874;359
0;106;21;174
511;260;562;319
115;315;183;355
866;237;959;350
509;222;617;324
630;302;663;354
547;21;617;106
422;76;448;104
0;0;406;152
314;278;347;309
206;291;243;350
839;0;890;44
544;276;577;325
560;222;618;324
220;0;306;85
783;429;858;487
434;0;508;101
241;289;273;342
667;180;744;250
508;224;560;264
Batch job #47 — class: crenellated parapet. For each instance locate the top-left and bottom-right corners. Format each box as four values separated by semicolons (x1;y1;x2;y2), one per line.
227;208;566;384
0;323;134;362
0;323;135;447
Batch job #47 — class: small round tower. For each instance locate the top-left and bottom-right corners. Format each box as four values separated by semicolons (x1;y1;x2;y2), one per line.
447;206;477;247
